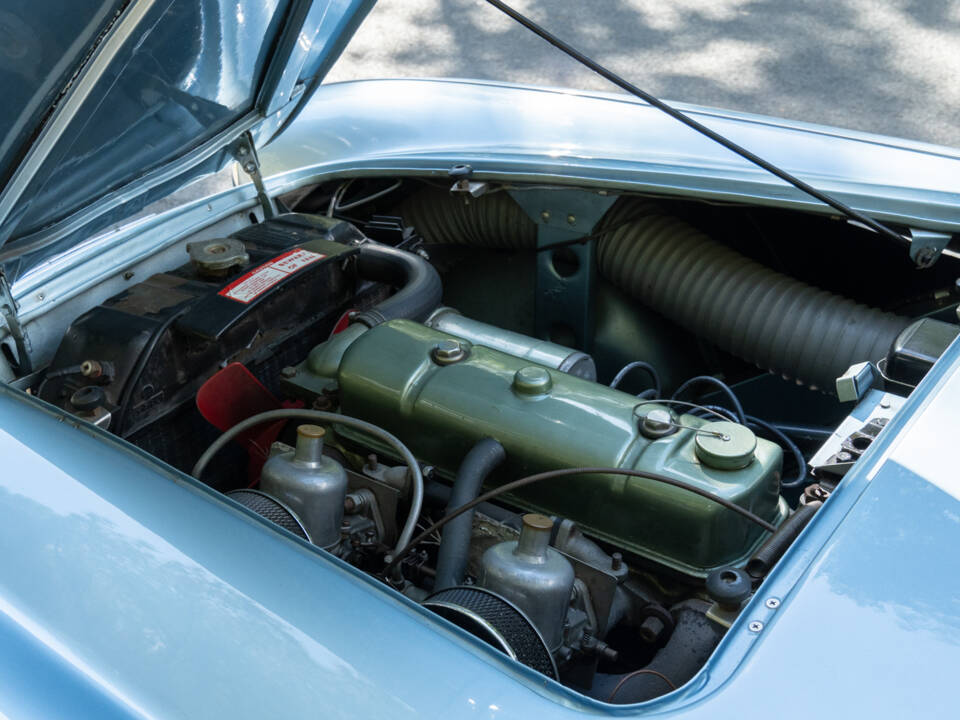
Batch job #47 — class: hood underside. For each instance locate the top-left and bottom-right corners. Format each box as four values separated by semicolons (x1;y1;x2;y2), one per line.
0;0;373;279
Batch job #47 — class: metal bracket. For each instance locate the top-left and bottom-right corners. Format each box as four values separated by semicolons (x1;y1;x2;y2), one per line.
447;164;489;197
231;132;276;219
508;190;616;351
908;228;951;268
0;268;31;373
809;389;904;479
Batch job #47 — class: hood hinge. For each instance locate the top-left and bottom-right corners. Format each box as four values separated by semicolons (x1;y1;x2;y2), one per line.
908;228;952;268
231;132;276;220
0;269;32;374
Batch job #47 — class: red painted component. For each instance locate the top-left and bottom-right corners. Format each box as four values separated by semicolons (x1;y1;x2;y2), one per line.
196;363;295;484
331;309;356;336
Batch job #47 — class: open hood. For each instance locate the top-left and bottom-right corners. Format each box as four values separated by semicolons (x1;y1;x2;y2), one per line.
0;0;374;278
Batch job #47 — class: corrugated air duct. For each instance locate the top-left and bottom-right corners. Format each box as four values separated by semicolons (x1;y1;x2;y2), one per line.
400;188;910;393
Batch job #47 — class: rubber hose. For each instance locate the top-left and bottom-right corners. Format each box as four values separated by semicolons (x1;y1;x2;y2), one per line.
599;601;724;704
354;242;443;326
596;202;911;392
745;500;822;580
424;480;520;527
399;190;911;394
434;438;506;591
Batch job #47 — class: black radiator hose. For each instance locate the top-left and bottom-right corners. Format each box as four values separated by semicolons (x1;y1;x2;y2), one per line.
434;438;507;591
400;190;911;393
354;242;443;326
594;601;724;704
746;500;822;580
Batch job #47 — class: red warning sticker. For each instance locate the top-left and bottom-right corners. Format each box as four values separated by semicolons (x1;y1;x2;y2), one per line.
218;248;326;304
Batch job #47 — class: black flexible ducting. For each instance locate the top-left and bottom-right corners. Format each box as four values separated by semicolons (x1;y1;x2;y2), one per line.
400;187;536;250
595;601;724;704
746;500;822;580
354;242;443;327
399;189;911;394
596;202;911;392
434;438;506;591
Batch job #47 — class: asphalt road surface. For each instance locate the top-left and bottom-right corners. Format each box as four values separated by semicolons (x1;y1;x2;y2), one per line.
326;0;960;149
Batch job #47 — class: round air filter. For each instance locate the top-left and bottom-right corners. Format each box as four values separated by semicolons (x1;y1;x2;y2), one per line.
423;586;558;680
227;489;311;542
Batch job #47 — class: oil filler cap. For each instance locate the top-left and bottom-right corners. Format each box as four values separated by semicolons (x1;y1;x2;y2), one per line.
694;421;756;471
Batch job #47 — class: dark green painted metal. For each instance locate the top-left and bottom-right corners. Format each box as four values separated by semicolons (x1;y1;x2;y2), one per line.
292;319;786;576
509;189;617;352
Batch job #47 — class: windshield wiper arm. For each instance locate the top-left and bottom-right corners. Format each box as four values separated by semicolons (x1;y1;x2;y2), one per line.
484;0;908;247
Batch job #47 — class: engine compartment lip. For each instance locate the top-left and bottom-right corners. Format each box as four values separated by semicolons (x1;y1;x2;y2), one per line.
0;354;947;716
6;155;960;712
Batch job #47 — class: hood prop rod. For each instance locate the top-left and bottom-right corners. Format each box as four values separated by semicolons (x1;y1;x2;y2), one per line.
231;132;276;220
483;0;909;249
0;269;31;374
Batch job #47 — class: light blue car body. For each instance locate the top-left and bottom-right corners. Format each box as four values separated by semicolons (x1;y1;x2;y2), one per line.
0;2;959;717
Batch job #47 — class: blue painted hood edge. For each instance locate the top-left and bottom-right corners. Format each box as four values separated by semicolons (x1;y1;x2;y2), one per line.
260;78;960;234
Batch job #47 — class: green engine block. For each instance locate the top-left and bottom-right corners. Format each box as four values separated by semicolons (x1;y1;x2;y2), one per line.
286;319;786;576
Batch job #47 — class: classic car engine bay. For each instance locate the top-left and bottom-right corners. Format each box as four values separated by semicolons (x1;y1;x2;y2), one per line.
30;178;960;702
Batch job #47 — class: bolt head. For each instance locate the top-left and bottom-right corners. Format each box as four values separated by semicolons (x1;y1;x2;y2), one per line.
540;210;551;222
280;366;297;378
566;214;576;225
639;615;666;643
765;597;781;609
435;339;462;358
748;621;764;633
432;339;468;365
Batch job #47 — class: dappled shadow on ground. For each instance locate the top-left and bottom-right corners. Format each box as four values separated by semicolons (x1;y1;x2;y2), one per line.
326;0;960;148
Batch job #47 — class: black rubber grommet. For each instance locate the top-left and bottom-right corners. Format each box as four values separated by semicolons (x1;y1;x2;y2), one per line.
70;385;105;412
705;566;752;609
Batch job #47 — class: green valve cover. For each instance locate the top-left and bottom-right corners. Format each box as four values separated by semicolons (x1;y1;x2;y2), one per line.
293;320;786;576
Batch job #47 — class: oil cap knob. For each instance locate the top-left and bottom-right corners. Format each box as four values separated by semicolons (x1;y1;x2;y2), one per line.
694;421;757;470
